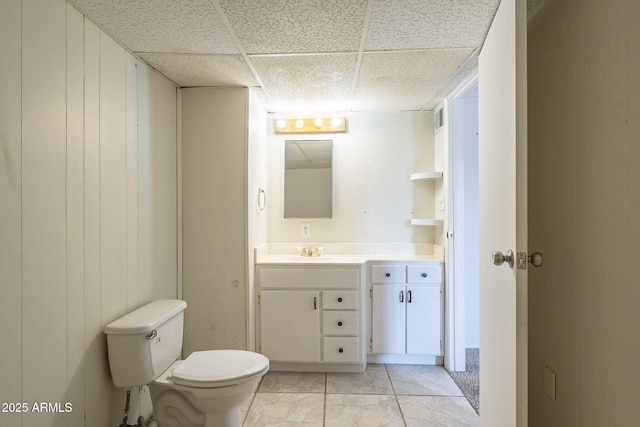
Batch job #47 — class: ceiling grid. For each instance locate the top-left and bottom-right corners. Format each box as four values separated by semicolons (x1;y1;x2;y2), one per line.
68;0;504;112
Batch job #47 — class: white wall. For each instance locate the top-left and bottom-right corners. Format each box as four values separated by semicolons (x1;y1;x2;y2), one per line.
528;0;640;424
453;92;480;349
247;89;270;350
0;1;179;426
268;111;435;244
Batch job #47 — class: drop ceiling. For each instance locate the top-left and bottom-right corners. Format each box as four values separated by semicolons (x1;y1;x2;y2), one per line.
69;0;507;113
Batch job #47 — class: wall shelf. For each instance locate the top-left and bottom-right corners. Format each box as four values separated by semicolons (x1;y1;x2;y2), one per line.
410;171;443;181
410;218;443;226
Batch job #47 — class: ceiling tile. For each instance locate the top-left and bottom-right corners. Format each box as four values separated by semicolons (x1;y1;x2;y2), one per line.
250;54;357;112
353;49;473;111
365;0;500;51
138;53;259;87
70;0;239;54
217;0;368;54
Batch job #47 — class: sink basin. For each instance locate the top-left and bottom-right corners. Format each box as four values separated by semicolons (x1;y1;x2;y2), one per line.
285;256;331;261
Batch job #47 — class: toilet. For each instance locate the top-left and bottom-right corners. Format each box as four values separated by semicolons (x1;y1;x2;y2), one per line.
104;299;269;427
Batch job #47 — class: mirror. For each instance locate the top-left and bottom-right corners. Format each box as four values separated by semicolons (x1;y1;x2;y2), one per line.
284;140;333;218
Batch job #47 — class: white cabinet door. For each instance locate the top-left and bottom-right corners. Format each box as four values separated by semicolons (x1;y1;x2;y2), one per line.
260;290;320;362
406;286;441;355
372;284;406;354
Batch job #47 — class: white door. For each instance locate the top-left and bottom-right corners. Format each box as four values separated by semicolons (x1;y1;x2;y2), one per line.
478;0;528;426
371;284;406;354
260;290;321;362
406;285;441;355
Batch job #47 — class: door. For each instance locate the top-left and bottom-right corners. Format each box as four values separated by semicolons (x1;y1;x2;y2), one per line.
371;284;406;354
478;0;527;426
406;286;441;355
260;290;320;362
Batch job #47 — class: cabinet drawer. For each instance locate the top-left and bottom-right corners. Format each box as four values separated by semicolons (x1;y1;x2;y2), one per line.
370;265;405;284
258;267;359;289
323;337;360;363
323;291;358;310
323;311;358;336
406;265;442;284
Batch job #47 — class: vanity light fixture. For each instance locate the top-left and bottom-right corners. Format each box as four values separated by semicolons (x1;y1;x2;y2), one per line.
273;117;347;134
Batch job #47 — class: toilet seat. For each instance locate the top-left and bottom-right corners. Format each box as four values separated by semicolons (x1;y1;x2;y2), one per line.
170;350;269;388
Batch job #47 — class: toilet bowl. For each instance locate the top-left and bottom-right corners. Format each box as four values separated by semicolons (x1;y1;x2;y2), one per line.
150;350;269;427
104;300;269;427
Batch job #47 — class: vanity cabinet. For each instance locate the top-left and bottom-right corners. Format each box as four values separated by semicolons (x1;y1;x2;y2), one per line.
256;265;364;372
370;263;443;359
260;290;321;362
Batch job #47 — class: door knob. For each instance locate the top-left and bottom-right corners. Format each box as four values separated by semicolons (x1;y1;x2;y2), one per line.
492;249;514;268
529;251;544;267
515;251;545;269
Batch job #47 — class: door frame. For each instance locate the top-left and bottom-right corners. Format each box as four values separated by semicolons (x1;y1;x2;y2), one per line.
445;70;480;372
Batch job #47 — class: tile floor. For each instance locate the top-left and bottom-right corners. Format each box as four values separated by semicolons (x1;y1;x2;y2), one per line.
239;364;479;427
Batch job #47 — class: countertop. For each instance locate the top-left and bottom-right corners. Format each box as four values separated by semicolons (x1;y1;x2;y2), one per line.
256;253;442;266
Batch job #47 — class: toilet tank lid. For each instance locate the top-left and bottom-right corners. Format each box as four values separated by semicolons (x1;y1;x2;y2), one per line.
104;300;187;335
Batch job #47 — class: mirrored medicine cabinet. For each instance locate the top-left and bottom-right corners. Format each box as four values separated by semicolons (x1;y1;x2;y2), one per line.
284;140;333;218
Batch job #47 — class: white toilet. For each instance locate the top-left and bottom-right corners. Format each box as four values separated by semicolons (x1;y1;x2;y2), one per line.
104;299;269;427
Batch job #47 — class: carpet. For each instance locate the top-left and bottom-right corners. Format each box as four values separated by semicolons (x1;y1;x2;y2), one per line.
449;348;479;413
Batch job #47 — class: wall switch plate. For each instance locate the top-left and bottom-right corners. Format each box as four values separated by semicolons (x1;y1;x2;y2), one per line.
544;366;556;400
301;222;311;238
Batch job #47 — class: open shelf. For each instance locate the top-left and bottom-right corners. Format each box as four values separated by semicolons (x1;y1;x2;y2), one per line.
410;171;443;181
410;218;443;226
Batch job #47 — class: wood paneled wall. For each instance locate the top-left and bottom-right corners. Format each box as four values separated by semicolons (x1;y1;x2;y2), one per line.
0;1;179;426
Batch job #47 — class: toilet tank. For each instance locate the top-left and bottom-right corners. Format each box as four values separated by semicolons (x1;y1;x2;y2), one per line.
104;299;187;388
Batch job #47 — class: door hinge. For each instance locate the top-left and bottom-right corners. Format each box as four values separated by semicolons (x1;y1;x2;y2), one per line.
369;339;373;351
257;294;261;304
440;340;443;350
259;345;262;354
440;290;443;299
369;288;373;298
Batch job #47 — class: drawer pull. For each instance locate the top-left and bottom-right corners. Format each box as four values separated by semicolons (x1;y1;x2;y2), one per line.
337;321;343;327
337;297;343;302
385;272;391;277
313;297;317;310
338;347;344;353
421;272;428;277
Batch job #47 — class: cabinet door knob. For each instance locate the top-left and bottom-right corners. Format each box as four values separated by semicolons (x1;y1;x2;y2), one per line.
421;272;428;277
338;321;343;327
385;272;391;277
338;348;344;353
337;297;343;302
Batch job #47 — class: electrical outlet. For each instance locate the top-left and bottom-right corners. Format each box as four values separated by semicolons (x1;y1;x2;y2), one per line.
301;222;311;238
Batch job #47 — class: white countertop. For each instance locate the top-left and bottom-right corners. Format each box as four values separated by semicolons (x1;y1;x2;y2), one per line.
256;253;442;266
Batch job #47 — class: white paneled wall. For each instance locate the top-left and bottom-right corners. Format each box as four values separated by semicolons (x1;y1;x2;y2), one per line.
0;1;179;426
0;2;23;427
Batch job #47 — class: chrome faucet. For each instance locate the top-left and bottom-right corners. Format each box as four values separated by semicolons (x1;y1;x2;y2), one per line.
296;246;325;256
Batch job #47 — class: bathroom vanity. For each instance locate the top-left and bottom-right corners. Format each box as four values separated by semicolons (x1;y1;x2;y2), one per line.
256;262;365;372
256;251;443;372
